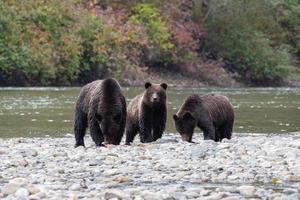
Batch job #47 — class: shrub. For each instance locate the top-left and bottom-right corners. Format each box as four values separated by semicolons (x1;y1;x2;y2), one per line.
0;0;83;85
130;3;173;51
196;0;296;83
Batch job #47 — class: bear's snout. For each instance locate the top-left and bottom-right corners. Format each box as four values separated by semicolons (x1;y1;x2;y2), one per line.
180;133;192;142
151;93;160;103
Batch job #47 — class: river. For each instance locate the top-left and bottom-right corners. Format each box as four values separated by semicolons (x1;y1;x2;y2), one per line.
0;87;299;138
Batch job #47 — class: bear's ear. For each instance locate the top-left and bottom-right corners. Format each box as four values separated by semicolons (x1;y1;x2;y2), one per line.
145;82;152;89
173;114;178;121
183;112;194;120
160;83;168;90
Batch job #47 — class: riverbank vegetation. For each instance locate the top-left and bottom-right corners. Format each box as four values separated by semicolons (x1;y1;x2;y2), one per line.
0;0;299;86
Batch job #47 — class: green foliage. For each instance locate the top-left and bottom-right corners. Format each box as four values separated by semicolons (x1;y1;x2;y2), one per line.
130;3;173;51
0;0;299;85
196;0;299;83
0;0;175;85
0;0;82;85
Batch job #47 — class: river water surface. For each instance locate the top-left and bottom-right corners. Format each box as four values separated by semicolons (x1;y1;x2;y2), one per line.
0;87;299;138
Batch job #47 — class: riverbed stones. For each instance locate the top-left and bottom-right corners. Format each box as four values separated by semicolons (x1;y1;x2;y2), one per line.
15;188;29;198
237;185;256;197
0;133;299;199
1;183;19;195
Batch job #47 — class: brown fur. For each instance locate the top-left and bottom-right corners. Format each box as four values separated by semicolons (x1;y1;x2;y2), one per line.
74;78;126;147
173;93;234;142
125;82;167;144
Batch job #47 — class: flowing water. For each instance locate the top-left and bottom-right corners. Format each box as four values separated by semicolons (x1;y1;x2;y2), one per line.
0;87;299;138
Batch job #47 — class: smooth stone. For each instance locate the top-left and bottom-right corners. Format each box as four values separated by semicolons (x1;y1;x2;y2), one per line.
70;183;81;191
104;189;130;200
205;192;225;200
286;175;300;182
237;185;256;197
89;159;103;166
28;192;46;200
27;186;40;195
68;193;78;200
114;176;133;183
103;169;119;176
141;191;162;200
22;149;38;157
283;188;299;195
200;190;211;196
9;177;29;186
19;159;29;167
15;188;29;197
2;183;19;195
222;197;240;200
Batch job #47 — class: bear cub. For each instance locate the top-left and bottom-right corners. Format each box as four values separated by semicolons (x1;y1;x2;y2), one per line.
173;93;234;142
74;78;126;147
125;82;168;144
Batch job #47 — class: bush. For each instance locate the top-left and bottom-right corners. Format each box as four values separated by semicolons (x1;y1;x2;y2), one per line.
196;0;297;84
0;1;176;85
0;0;83;85
130;3;173;51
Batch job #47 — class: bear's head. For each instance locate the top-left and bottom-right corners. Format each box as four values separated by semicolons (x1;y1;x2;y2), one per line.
173;112;196;142
95;108;123;144
143;82;167;105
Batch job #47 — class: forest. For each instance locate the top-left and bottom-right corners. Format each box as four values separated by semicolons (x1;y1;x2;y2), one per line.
0;0;299;86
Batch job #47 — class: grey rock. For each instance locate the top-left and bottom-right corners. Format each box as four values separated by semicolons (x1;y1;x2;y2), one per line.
15;188;29;197
2;183;19;195
237;185;256;197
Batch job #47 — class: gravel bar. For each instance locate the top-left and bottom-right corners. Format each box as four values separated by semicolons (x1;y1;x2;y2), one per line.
0;133;299;200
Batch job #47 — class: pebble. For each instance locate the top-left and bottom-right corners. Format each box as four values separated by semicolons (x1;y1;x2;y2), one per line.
70;183;81;191
237;185;256;197
0;134;299;199
27;186;40;195
2;183;19;195
104;189;130;200
9;177;29;186
15;188;29;197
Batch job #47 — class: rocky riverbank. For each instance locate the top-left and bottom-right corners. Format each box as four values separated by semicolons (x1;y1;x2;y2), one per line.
0;133;299;200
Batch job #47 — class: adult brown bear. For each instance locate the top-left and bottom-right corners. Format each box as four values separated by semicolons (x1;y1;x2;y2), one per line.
125;82;168;144
74;78;126;147
173;93;234;142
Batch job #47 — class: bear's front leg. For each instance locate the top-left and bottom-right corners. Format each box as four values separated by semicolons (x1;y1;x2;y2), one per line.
88;113;105;146
113;115;126;145
139;118;153;143
152;127;163;141
152;107;166;141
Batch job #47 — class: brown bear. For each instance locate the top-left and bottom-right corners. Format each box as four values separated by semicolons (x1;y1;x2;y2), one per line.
173;93;234;142
74;78;126;147
125;82;168;144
